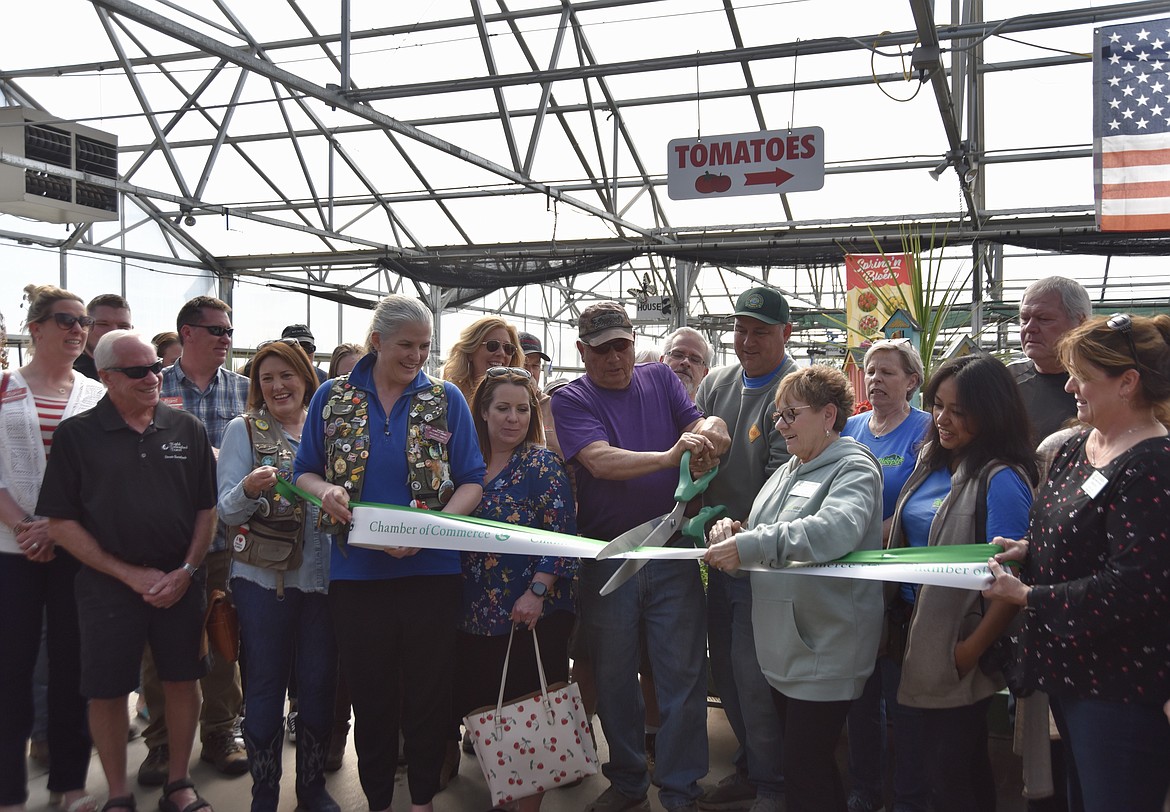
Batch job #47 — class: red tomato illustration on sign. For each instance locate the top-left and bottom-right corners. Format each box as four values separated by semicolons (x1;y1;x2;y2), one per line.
695;172;732;194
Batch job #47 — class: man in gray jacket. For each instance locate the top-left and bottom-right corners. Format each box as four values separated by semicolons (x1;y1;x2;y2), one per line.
694;287;796;812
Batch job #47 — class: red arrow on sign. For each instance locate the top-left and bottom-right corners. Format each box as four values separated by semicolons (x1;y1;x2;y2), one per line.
744;167;795;187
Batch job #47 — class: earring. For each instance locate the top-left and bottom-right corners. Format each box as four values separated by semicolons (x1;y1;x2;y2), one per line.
825;428;830;437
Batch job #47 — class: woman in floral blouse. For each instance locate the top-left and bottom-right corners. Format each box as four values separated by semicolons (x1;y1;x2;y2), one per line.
986;313;1170;812
458;366;578;812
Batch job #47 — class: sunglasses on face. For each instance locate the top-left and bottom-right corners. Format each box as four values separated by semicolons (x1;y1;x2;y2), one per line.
585;339;633;355
106;360;165;379
481;340;517;356
485;366;532;380
187;323;234;337
772;404;813;425
38;313;96;330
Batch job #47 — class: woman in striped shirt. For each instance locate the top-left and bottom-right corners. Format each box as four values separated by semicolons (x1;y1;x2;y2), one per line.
0;284;106;812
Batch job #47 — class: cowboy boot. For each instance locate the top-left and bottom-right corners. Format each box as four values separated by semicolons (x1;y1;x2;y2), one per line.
244;726;284;812
294;723;341;812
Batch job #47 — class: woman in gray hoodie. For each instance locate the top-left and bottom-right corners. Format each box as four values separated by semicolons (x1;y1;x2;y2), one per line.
704;365;884;812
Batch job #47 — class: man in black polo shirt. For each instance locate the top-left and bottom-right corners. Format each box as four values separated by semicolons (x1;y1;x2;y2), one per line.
38;330;218;812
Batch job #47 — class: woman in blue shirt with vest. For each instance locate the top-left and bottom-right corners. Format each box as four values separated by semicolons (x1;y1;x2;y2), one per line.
295;295;486;812
889;354;1037;812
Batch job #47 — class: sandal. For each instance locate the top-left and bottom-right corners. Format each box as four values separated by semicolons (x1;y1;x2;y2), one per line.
158;778;210;812
101;797;137;812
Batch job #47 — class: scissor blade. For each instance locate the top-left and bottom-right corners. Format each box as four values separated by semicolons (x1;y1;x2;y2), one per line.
595;514;668;560
599;558;648;595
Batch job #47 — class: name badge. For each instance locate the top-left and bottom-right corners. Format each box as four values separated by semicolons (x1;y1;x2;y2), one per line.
1081;469;1109;499
790;479;820;498
160;396;185;409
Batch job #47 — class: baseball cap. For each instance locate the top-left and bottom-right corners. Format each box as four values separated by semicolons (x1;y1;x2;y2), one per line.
732;287;790;325
519;331;551;361
577;302;635;347
281;324;315;344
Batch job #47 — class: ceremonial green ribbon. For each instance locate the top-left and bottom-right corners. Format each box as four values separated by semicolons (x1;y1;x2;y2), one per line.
834;544;1016;567
274;478;612;551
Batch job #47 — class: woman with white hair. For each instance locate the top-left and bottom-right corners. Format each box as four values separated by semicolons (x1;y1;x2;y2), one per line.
295;295;486;812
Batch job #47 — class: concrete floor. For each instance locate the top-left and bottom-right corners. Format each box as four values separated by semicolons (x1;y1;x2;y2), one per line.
23;701;1034;812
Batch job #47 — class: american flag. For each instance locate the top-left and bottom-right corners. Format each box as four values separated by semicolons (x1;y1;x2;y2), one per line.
1094;18;1170;231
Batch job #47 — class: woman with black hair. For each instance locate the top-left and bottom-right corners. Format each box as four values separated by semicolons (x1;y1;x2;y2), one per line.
889;354;1038;812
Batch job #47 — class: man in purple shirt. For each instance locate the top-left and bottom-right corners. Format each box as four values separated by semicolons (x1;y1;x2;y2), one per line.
552;302;728;812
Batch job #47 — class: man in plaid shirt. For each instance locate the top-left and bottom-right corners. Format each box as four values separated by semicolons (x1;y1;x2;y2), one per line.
137;295;251;785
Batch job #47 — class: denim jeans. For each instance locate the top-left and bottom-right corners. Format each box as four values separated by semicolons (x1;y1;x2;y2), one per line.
580;558;708;810
1051;695;1170;812
232;578;337;746
0;551;91;804
706;569;785;797
845;656;929;811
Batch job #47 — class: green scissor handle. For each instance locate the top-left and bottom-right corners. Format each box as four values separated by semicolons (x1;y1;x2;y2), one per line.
674;450;720;502
682;504;727;544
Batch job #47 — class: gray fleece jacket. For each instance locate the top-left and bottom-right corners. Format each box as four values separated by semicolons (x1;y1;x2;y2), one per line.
735;436;885;702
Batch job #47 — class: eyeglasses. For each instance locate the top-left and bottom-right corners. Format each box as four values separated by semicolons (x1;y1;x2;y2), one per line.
772;404;813;425
665;349;707;366
186;323;234;337
485;366;532;379
1107;313;1139;365
481;340;517;356
584;338;634;355
37;313;96;330
105;360;164;379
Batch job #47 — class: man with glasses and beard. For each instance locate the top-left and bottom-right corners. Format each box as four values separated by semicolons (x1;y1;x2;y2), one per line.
136;296;251;785
552;301;729;812
660;327;712;402
38;331;218;812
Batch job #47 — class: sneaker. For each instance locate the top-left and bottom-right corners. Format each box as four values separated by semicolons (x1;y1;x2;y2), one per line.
698;773;757;811
585;785;651;812
846;792;884;812
200;731;249;775
748;795;785;812
137;744;170;787
287;710;298;744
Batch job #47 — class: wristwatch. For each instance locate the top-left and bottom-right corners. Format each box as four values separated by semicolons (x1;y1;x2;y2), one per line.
528;581;549;598
181;562;198;578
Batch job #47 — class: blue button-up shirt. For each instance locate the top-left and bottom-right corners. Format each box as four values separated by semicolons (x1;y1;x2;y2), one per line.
161;359;250;552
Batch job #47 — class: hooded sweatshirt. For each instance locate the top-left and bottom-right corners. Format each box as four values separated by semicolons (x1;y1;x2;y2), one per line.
734;436;885;702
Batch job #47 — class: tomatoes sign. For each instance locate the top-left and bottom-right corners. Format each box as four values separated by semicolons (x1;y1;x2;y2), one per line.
667;127;825;201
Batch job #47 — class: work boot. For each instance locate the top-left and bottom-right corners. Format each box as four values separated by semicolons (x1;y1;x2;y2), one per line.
294;723;341;812
244;727;284;812
136;744;170;787
201;729;250;775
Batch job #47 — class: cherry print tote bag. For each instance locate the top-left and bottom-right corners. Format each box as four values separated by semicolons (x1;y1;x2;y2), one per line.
463;626;598;804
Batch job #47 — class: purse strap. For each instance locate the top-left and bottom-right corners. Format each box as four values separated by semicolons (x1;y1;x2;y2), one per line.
495;624;553;724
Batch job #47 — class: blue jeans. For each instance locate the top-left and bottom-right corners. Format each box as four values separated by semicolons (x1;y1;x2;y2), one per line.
706;569;784;796
845;656;928;811
232;578;337;749
580;558;708;810
1051;695;1170;812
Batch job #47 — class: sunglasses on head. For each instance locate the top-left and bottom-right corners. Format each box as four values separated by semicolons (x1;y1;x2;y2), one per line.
1107;313;1139;365
481;339;517;356
38;313;96;330
187;323;234;337
106;360;165;379
585;338;633;355
485;366;532;380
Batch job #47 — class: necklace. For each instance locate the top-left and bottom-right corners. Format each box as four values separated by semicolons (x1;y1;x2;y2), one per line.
869;408;908;437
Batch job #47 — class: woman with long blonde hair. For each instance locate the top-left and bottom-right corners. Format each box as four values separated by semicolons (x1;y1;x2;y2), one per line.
441;317;524;403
